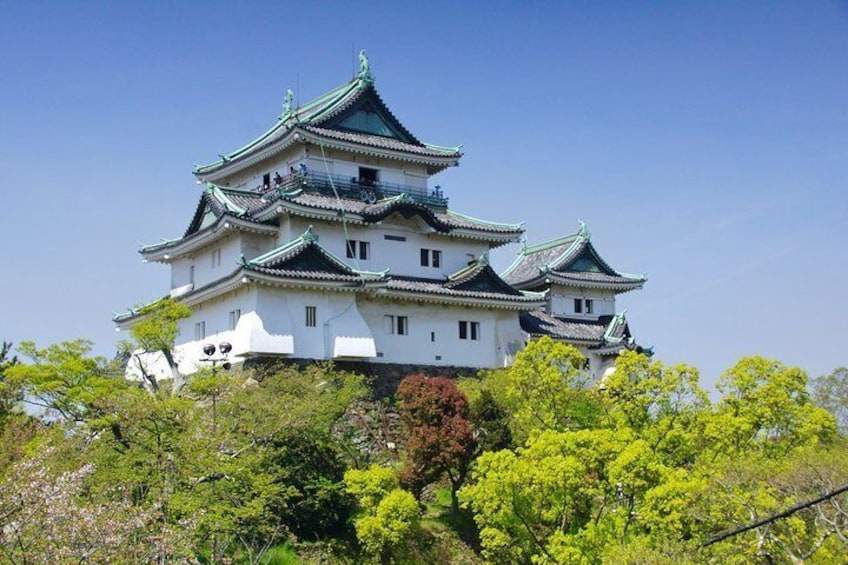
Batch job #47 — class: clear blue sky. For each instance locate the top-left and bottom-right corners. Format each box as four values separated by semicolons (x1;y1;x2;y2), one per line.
1;1;846;390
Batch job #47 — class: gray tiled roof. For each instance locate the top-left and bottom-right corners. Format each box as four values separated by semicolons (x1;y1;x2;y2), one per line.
503;231;645;289
303;125;458;158
387;277;539;303
520;311;609;342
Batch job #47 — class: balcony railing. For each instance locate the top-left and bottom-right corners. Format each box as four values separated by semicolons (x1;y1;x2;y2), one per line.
260;171;449;209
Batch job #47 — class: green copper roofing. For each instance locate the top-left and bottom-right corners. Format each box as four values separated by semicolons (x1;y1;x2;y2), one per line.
207;183;246;216
445;209;523;231
446;252;490;282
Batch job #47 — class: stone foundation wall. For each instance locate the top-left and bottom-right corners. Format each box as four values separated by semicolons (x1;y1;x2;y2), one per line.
242;357;483;398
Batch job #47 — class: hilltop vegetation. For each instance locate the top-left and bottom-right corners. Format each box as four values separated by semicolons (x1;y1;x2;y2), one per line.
0;306;846;564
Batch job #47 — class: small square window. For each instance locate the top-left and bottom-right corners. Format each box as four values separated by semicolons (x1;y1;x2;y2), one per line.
305;306;317;327
574;298;583;314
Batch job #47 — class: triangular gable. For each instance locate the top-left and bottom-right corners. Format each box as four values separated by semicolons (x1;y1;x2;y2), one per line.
322;87;421;144
556;243;619;277
260;243;357;276
184;197;221;237
446;265;523;296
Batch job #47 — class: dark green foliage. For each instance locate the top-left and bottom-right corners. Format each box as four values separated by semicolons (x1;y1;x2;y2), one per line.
470;389;512;453
266;431;354;539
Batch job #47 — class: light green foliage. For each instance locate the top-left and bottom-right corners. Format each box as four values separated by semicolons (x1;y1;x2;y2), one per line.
345;464;398;510
6;339;124;423
122;298;192;391
462;351;845;564
354;489;421;556
345;465;421;558
127;298;192;355
812;367;848;433
707;356;837;457
495;337;603;440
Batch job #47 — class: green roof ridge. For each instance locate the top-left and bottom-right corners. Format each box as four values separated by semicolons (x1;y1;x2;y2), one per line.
140;236;181;253
208;184;246;216
446;209;523;230
523;232;580;255
446;252;490;282
603;310;627;342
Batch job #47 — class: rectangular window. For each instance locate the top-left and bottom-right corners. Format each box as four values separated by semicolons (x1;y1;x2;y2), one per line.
262;173;271;190
459;321;480;340
305;306;317;327
194;321;206;341
384;315;408;335
384;234;406;242
585;299;593;314
228;309;241;331
346;240;370;260
189;265;195;285
420;249;441;268
211;248;221;268
574;298;583;314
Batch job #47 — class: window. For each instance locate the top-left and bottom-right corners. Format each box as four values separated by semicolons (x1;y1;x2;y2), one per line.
585;299;593;314
194;321;206;340
262;173;271;190
228;309;241;331
358;167;378;186
574;298;593;315
211;248;222;268
305;306;317;327
384;234;406;242
574;298;582;314
385;315;408;335
459;321;479;340
420;248;441;268
346;240;370;260
189;265;195;285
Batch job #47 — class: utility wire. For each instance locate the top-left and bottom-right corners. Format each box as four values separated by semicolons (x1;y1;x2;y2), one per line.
703;483;848;547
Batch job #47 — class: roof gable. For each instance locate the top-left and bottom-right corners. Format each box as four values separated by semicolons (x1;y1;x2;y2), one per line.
445;255;523;296
325;93;419;144
555;242;618;277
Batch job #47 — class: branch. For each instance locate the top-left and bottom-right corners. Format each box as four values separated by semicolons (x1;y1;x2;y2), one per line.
704;483;848;547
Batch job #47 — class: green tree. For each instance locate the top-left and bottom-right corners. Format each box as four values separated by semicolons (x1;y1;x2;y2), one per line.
812;367;848;434
0;341;21;426
345;464;421;562
122;298;192;393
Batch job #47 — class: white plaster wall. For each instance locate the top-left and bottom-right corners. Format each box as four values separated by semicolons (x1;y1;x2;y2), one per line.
358;300;523;368
287;216;489;278
549;287;616;319
218;147;308;189
217;146;431;193
168;234;244;290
